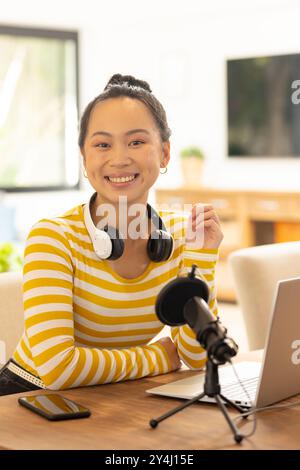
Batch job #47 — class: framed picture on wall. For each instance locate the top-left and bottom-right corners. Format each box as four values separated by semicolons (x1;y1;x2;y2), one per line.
0;24;80;191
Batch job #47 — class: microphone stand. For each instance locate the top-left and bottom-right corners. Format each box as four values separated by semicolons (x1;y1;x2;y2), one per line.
150;358;247;444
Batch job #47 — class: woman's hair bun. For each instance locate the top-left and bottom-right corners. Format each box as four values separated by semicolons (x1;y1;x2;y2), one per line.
104;74;152;93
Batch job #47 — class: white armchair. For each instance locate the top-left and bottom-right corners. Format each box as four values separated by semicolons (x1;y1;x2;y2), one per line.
0;272;23;365
229;242;300;350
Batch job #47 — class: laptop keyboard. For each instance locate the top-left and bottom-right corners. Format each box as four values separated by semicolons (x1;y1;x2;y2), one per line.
221;376;258;402
146;362;262;408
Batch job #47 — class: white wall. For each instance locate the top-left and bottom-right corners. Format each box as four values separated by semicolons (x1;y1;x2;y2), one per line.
1;0;300;240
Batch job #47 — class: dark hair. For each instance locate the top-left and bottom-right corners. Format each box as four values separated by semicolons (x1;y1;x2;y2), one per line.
78;74;171;148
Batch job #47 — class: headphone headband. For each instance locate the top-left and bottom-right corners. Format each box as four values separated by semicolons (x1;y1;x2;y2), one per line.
84;193;167;235
146;202;167;233
83;193;173;262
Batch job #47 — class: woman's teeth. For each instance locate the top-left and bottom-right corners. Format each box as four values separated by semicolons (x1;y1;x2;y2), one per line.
108;175;136;183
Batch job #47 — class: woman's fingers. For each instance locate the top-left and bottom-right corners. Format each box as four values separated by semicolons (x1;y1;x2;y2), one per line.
192;208;221;229
188;203;224;249
194;219;217;230
191;204;213;219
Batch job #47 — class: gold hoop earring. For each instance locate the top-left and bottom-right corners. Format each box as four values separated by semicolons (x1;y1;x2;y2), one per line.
83;169;88;178
160;167;168;174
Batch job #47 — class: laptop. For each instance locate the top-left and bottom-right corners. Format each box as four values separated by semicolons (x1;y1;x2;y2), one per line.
147;277;300;409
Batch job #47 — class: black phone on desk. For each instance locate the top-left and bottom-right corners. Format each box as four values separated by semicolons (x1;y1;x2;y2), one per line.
18;394;91;421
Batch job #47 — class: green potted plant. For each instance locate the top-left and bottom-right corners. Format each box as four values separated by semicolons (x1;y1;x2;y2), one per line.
180;146;205;187
0;242;23;273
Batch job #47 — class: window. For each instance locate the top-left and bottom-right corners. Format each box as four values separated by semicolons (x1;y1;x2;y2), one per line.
0;25;79;191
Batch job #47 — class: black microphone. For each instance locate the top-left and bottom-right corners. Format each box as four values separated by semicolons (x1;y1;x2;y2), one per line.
155;265;238;365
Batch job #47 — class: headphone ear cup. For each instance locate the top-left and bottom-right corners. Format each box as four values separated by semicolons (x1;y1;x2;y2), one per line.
109;237;125;260
161;231;174;260
147;230;174;262
147;230;162;262
103;226;124;260
93;229;114;259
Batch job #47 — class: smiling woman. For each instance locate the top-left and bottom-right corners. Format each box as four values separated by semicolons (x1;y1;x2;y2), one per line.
79;75;171;210
81;96;170;210
0;73;223;396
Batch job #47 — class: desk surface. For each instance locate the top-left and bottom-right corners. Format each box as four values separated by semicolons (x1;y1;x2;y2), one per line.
0;351;299;450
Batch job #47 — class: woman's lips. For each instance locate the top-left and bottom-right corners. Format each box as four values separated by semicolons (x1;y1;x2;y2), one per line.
104;173;140;188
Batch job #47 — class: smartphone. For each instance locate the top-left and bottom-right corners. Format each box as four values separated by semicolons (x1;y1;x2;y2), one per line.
18;394;91;421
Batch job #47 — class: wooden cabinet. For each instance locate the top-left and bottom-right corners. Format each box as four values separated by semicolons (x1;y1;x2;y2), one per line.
155;187;300;302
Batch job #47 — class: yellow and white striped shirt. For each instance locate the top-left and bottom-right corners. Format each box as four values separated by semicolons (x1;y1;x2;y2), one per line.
13;202;219;390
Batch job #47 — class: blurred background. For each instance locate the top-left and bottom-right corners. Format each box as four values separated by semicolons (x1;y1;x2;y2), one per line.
1;0;300;351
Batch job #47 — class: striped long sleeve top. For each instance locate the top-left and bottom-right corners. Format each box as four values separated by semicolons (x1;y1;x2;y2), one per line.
13;202;219;390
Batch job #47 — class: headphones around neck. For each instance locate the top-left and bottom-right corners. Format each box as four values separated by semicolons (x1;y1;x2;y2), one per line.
84;193;174;262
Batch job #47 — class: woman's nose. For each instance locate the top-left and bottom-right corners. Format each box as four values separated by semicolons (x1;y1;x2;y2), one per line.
109;146;132;166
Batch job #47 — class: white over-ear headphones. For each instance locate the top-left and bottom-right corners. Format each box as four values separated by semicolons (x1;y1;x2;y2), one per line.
84;192;174;262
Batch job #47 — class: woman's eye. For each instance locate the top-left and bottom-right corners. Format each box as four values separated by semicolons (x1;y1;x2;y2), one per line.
96;143;109;148
95;140;144;148
130;140;144;146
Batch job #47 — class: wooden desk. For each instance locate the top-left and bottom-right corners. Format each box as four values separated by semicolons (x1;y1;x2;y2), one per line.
0;351;299;450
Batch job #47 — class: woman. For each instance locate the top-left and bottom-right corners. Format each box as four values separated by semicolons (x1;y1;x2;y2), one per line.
0;74;223;395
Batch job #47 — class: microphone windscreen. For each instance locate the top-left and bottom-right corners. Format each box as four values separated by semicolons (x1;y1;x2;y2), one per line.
155;275;209;326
